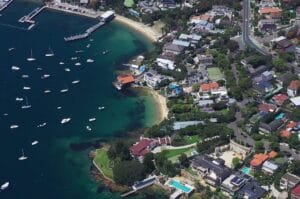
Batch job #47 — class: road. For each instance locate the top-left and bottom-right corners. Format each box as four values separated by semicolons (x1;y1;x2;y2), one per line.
242;0;270;56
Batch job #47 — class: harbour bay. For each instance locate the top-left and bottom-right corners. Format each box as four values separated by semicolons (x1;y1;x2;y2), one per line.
0;1;159;198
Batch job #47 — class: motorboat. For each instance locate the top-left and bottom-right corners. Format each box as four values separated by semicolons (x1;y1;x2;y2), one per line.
1;182;9;190
86;126;92;131
23;86;31;90
89;118;96;122
22;74;29;78
11;66;20;71
86;59;94;63
64;68;71;72
41;74;50;79
37;123;47;128
74;62;81;66
61;118;71;124
59;62;65;65
16;97;24;102
10;125;19;129
44;90;51;94
71;57;78;60
86;44;90;48
31;140;39;145
98;106;105;110
71;80;80;84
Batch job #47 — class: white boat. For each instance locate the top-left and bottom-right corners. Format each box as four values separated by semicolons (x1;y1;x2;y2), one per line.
1;182;9;190
21;97;31;109
41;74;50;79
27;50;36;62
8;47;15;51
57;106;62;110
89;118;96;122
86;126;92;131
74;62;81;66
60;88;69;93
59;62;65;65
45;46;54;57
75;50;83;53
98;106;105;110
16;97;24;102
64;68;71;72
86;59;94;63
10;125;19;129
23;86;31;90
3;113;8;116
44;90;51;94
31;140;39;145
37;67;43;71
71;57;78;60
22;74;29;78
71;80;80;84
37;122;47;128
90;39;94;42
86;44;90;48
61;118;71;124
18;149;28;161
11;66;20;71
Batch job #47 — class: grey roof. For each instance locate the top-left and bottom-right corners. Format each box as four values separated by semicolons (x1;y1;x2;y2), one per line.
172;39;190;47
281;172;300;184
191;155;231;180
163;43;184;53
260;119;284;132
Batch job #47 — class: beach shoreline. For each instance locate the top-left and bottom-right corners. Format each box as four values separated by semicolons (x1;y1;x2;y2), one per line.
132;87;168;124
114;14;162;42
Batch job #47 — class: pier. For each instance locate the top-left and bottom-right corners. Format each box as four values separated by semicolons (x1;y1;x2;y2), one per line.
64;21;105;42
0;0;13;12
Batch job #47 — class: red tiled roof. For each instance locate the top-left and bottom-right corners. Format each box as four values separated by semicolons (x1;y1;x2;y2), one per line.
288;80;300;90
130;138;153;157
268;151;278;159
272;94;289;105
200;82;219;92
259;7;282;14
250;153;269;167
292;184;300;196
117;74;135;84
280;130;291;138
258;103;277;113
287;121;299;129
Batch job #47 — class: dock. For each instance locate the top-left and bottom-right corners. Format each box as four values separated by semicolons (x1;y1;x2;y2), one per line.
64;21;105;42
18;6;46;30
0;0;13;12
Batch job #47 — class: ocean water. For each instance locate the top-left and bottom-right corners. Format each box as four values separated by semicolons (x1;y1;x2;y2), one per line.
0;1;159;198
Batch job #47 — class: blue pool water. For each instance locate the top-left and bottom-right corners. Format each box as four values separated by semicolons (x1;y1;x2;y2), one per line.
169;180;192;193
242;167;250;175
276;113;285;120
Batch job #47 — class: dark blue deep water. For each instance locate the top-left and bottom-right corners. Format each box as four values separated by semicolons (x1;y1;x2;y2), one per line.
0;1;158;198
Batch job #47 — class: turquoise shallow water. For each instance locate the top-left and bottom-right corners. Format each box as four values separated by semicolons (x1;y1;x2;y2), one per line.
0;1;159;198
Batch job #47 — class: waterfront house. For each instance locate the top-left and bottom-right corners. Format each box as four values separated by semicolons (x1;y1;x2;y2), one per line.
292;185;300;199
144;72;166;89
280;172;300;190
130;136;171;162
287;80;300;97
191;155;231;186
178;34;201;44
237;180;267;199
156;53;176;70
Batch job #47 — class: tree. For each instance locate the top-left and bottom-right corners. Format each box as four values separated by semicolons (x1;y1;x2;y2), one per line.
113;160;145;185
143;153;155;174
291;160;300;176
178;154;190;168
272;58;285;72
269;142;280;152
232;157;241;169
107;140;131;161
255;141;264;153
227;40;239;52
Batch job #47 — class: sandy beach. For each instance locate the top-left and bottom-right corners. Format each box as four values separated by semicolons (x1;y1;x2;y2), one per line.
114;14;162;42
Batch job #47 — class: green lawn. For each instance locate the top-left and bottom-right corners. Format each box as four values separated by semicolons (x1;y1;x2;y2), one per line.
182;135;201;145
160;147;196;163
94;148;113;179
207;67;223;81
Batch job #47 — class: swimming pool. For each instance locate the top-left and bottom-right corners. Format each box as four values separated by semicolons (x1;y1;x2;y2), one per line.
276;113;285;120
242;167;250;175
169;179;193;193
